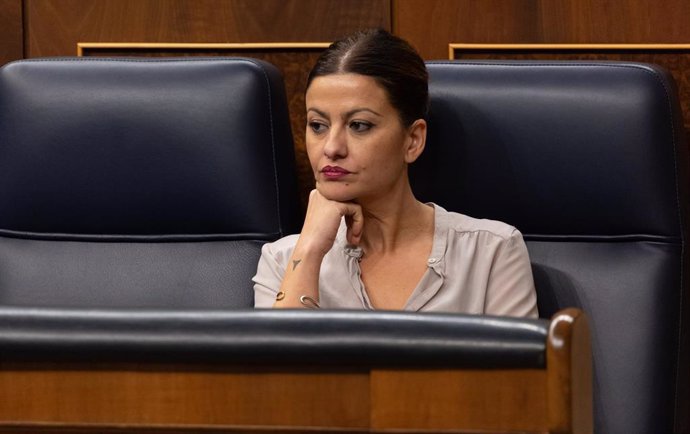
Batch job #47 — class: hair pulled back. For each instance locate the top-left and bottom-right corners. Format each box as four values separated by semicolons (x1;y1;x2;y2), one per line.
306;28;428;127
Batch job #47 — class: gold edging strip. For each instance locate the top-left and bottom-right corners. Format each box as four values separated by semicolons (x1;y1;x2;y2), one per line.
77;42;331;56
448;43;690;60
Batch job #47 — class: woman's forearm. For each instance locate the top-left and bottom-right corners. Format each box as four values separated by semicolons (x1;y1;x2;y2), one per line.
272;243;324;308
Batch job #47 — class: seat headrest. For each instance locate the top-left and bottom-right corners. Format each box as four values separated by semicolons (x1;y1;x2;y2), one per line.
414;61;687;241
0;58;299;241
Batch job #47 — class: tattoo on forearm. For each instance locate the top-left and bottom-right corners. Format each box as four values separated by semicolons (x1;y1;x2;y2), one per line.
292;259;302;271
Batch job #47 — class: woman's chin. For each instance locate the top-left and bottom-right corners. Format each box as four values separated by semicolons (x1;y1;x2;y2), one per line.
316;184;358;203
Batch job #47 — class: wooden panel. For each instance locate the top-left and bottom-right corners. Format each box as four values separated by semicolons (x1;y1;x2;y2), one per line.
0;364;370;430
0;365;552;434
26;0;390;57
0;426;359;434
1;426;360;434
0;0;23;66
394;0;690;60
394;0;546;60
370;369;548;433
538;1;690;43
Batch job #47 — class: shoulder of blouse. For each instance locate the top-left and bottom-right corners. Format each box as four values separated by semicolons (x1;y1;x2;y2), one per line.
433;204;521;242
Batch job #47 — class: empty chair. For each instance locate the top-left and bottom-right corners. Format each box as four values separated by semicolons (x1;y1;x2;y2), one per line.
0;57;300;310
416;60;689;434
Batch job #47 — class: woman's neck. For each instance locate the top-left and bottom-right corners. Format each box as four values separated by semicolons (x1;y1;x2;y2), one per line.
357;182;434;255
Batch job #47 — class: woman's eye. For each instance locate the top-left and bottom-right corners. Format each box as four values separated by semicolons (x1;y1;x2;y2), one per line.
349;121;373;133
308;121;327;134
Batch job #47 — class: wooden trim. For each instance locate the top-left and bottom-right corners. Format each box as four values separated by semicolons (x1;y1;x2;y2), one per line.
546;309;593;434
76;42;331;57
390;0;399;34
448;43;690;59
0;421;366;433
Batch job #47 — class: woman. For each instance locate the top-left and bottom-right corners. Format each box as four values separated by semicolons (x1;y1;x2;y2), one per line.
253;29;537;317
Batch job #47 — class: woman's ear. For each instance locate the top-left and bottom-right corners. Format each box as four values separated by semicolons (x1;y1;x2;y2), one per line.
404;119;427;164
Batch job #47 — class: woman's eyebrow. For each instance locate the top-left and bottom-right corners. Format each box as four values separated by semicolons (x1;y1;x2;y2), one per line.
307;107;383;119
307;107;329;118
344;108;383;118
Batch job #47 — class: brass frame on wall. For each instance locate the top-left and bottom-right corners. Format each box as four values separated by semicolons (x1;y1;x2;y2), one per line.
448;43;690;60
77;42;330;56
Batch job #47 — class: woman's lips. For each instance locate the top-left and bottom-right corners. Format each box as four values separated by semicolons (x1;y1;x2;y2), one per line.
321;165;351;180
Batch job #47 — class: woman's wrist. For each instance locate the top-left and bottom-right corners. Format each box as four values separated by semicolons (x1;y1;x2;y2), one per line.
293;236;332;259
272;241;325;309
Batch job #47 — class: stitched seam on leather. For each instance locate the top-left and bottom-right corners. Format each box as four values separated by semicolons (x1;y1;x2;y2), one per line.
0;229;280;242
237;59;284;238
625;63;688;429
641;67;687;430
650;69;687;434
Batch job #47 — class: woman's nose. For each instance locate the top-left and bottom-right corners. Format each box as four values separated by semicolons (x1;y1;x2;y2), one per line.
323;127;347;160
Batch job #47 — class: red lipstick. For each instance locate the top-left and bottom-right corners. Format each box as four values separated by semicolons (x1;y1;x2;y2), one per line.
321;165;351;180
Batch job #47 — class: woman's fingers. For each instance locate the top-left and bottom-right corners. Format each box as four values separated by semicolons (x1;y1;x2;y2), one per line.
299;189;363;254
344;204;364;245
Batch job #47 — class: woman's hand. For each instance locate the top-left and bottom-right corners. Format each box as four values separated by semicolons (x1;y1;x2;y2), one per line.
296;189;364;257
273;189;363;308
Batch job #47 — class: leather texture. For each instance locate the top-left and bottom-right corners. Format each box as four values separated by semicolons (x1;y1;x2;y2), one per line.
0;58;300;308
418;61;690;434
0;308;548;367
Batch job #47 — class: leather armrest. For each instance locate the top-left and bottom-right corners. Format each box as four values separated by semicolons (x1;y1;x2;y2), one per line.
0;307;548;368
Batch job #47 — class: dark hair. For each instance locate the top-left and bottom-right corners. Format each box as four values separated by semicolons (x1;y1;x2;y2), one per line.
306;28;428;127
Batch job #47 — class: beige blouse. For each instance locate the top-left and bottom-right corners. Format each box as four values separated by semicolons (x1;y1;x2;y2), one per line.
253;204;538;318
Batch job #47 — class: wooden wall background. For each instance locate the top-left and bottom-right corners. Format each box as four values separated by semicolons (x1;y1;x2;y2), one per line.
0;0;22;65
1;0;690;212
396;0;690;59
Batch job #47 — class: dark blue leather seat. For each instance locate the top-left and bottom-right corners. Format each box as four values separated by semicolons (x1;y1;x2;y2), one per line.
0;57;300;309
417;61;690;434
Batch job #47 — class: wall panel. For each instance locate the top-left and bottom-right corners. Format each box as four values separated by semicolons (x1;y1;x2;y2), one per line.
0;0;23;66
395;0;690;60
26;0;390;57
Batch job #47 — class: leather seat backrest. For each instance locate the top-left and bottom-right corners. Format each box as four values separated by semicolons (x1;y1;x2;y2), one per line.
0;58;299;309
417;61;689;434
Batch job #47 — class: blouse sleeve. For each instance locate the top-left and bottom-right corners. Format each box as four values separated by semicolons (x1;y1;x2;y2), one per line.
484;229;538;318
252;240;291;308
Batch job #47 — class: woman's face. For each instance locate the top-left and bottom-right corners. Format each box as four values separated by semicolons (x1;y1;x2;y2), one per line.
305;73;425;203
